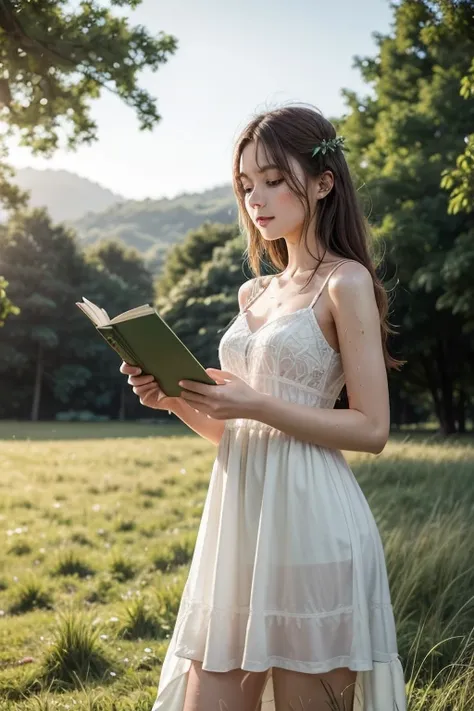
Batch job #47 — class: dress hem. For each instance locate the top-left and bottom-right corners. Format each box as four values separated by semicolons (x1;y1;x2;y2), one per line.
174;648;402;674
152;656;407;711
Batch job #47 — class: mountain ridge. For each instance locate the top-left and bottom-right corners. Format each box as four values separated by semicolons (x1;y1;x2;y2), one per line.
11;167;238;274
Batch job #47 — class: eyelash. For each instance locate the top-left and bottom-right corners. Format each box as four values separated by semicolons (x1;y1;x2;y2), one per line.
242;179;283;194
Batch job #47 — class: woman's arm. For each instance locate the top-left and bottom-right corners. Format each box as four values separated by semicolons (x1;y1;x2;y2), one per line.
171;398;226;447
246;263;390;454
166;279;259;447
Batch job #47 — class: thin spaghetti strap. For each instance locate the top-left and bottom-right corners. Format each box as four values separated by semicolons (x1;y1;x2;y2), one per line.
308;260;353;310
241;275;273;314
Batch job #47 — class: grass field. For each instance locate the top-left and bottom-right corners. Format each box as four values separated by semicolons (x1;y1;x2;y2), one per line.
0;421;473;710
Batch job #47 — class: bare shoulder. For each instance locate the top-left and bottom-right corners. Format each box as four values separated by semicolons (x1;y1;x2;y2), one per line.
238;275;274;311
328;260;374;303
237;278;260;313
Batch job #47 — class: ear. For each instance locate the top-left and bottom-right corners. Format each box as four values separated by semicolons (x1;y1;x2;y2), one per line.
315;170;334;200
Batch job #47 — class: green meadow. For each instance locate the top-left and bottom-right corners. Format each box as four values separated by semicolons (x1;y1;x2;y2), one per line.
0;422;473;710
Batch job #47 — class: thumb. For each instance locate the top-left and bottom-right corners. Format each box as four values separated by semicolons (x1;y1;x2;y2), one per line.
206;367;233;377
206;367;233;383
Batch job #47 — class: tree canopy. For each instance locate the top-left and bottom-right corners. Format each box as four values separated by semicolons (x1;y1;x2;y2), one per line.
0;0;178;320
340;0;474;433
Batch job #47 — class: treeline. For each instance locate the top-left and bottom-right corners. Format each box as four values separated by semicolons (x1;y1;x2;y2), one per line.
0;217;246;423
0;210;156;421
0;208;472;435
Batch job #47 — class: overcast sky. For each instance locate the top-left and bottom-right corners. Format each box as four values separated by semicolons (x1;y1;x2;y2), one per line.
7;0;394;200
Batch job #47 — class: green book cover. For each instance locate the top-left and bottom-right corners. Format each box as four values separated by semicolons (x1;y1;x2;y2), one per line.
76;298;217;397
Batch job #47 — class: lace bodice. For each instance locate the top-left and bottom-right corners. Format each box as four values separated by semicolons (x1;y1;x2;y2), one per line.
218;262;350;425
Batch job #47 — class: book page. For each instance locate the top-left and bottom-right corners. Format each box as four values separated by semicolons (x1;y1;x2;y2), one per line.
76;298;111;327
110;304;154;324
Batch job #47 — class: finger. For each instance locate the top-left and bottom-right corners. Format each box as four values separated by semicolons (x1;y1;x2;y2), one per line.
120;362;142;375
206;368;231;382
140;391;158;406
128;374;155;387
179;380;215;394
181;390;208;406
133;383;159;397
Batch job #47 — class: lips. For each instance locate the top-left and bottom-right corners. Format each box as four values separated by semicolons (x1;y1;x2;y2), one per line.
256;217;274;226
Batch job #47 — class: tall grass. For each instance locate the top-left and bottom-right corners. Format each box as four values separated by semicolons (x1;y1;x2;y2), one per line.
41;611;117;687
0;424;473;709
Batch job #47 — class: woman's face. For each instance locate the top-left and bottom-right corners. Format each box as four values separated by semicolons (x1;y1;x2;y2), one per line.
239;140;310;243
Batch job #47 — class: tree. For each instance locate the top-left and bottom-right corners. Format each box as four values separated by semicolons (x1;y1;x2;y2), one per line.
155;223;241;299
0;276;20;326
441;58;474;214
0;0;178;210
340;0;474;434
86;239;155;306
156;228;248;370
0;212;156;420
0;209;87;420
83;239;155;419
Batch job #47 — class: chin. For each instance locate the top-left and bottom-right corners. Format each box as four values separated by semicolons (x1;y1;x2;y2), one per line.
257;225;282;241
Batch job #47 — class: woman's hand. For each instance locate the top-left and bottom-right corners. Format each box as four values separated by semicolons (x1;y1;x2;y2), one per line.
120;362;182;412
178;367;262;420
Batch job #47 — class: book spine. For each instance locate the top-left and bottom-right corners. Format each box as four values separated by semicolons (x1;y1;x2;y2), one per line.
97;327;140;366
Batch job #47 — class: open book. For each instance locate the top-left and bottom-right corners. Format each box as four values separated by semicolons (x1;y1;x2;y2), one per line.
76;297;217;397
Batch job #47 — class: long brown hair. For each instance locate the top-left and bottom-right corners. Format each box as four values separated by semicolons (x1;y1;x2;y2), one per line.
232;104;405;371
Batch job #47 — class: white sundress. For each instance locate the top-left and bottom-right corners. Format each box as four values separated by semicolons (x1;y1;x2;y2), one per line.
152;260;407;711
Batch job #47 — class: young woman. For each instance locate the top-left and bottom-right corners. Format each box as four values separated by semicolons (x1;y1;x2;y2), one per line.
121;105;407;711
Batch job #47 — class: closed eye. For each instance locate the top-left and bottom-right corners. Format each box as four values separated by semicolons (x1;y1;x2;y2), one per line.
242;178;284;194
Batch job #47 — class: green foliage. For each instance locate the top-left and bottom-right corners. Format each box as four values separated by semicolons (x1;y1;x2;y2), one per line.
109;554;136;582
156;221;241;298
119;582;183;642
441;134;474;214
119;595;164;639
8;539;32;556
151;531;197;572
51;550;95;579
85;239;154;305
83;574;120;605
441;42;474;213
41;611;116;687
340;0;474;434
154;226;249;372
0;275;20;327
0;0;177;213
0;0;177;149
1;426;474;707
8;576;54;615
73;185;238;273
0;208;155;420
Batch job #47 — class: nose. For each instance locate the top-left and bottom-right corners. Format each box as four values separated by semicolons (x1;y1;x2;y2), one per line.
248;187;265;209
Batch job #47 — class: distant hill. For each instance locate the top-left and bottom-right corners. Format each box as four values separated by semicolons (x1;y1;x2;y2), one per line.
10;168;239;274
73;183;237;251
12;168;125;222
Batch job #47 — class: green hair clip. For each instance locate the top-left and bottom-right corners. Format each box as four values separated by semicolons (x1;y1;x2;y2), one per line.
311;135;347;157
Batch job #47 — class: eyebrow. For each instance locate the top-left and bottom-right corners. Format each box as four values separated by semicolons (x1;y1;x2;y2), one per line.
238;164;280;179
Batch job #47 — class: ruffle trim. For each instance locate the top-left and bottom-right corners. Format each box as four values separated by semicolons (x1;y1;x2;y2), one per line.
172;597;399;675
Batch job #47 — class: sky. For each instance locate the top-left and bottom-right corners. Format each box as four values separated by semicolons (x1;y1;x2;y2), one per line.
7;0;394;201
